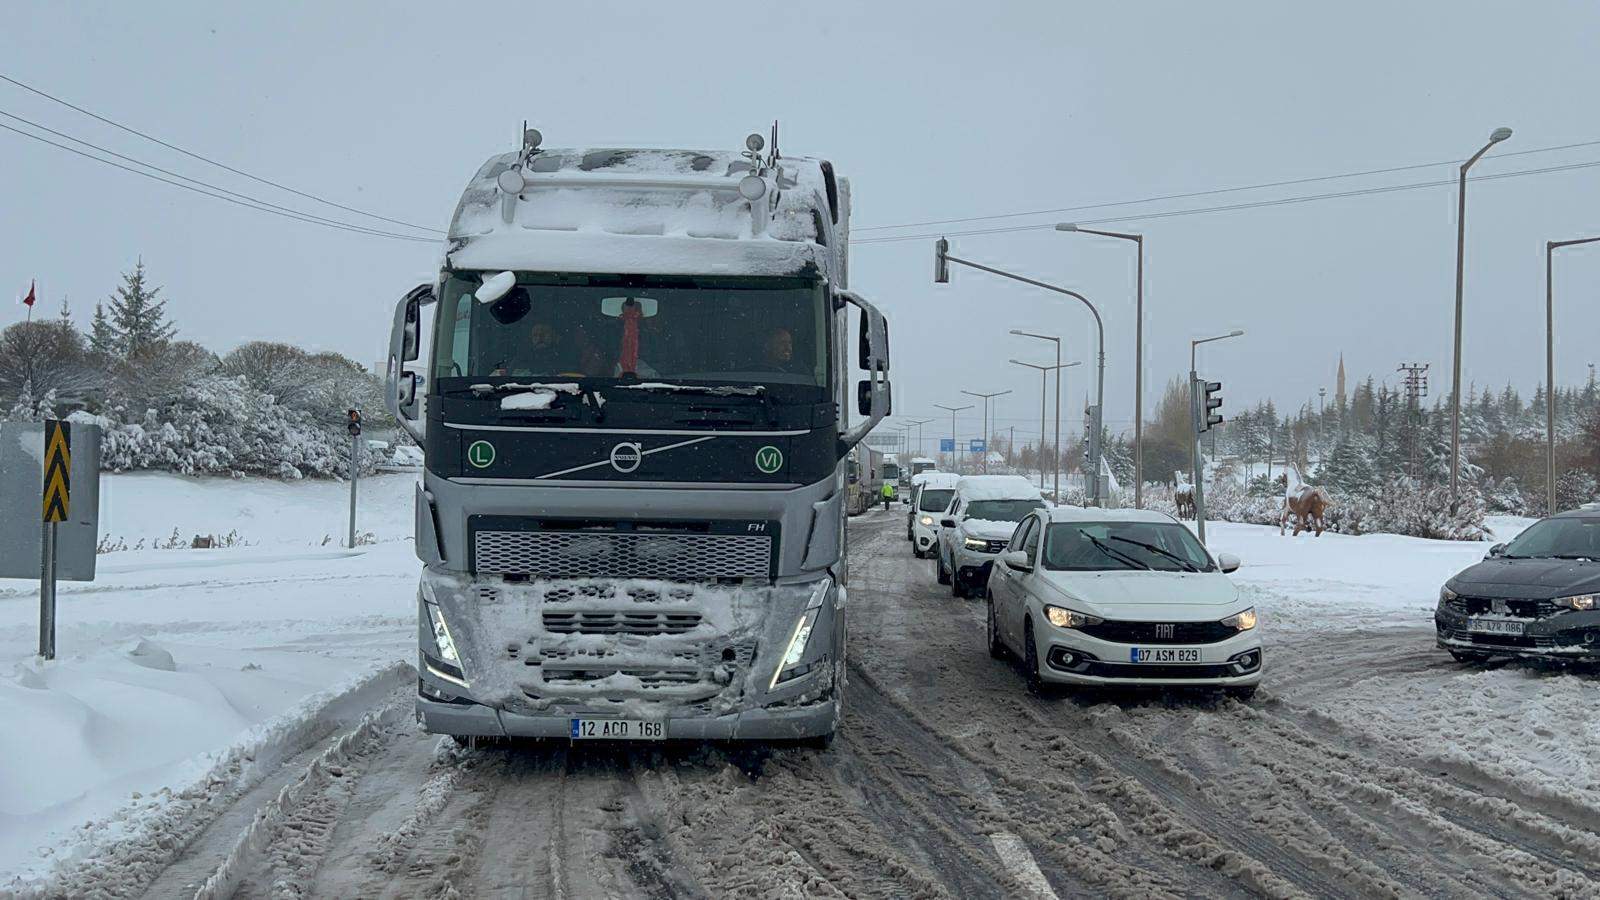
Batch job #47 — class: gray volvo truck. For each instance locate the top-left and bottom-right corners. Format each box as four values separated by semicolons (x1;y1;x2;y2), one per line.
385;127;890;745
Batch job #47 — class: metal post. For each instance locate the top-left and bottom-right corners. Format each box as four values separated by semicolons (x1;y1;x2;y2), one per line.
1190;372;1206;545
39;521;56;660
1547;242;1556;515
348;432;360;548
1543;235;1600;514
1037;369;1046;488
1450;127;1512;511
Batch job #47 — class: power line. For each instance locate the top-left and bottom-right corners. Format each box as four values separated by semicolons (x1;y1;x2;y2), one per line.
0;72;444;235
852;157;1600;245
0;121;438;243
855;138;1600;233
0;107;434;239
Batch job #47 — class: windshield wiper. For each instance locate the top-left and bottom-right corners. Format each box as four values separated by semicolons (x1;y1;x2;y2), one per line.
1108;536;1201;573
1086;535;1151;571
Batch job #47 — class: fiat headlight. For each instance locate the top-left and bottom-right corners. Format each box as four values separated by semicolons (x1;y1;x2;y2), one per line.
1222;608;1258;632
920;515;935;527
1555;594;1597;611
1044;605;1102;629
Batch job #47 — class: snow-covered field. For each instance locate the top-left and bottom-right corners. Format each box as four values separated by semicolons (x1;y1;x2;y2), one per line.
0;472;422;886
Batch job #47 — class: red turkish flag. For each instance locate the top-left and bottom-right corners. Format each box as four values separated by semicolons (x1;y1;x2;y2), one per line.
22;280;35;308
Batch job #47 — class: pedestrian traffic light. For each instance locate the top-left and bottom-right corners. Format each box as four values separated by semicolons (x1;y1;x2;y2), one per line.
1201;381;1223;432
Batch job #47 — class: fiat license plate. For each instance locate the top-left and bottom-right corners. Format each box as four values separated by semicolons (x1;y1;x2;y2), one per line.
1129;647;1201;663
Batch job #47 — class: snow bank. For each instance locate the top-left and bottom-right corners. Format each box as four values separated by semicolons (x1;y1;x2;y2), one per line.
0;472;423;883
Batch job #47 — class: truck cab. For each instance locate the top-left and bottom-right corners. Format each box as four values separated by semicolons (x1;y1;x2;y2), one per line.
386;128;889;745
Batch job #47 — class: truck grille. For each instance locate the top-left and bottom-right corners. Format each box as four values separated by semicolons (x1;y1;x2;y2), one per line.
543;610;704;636
474;530;772;580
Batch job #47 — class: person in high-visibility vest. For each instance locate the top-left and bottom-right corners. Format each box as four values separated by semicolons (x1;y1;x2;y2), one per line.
880;480;895;511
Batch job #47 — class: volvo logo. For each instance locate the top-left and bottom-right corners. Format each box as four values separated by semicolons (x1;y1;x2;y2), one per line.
1154;623;1175;639
609;442;643;473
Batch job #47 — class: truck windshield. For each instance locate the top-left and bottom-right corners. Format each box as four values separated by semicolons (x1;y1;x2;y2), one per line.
433;273;828;388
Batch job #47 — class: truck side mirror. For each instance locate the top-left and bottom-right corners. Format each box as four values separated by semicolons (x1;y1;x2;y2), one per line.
857;379;893;416
387;283;435;443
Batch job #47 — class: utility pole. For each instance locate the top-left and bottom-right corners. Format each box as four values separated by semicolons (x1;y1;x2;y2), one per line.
1398;363;1429;482
1317;387;1326;450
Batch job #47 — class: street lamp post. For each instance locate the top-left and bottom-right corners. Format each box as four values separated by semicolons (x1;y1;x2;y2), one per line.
961;389;1011;473
1011;359;1081;491
933;240;1108;504
1449;126;1514;511
1011;330;1063;500
934;403;972;472
1317;387;1326;450
1545;236;1600;513
1057;223;1145;506
1190;330;1245;544
905;417;935;461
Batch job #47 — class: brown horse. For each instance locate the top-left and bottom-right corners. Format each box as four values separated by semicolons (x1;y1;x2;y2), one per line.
1280;485;1331;536
1175;487;1196;520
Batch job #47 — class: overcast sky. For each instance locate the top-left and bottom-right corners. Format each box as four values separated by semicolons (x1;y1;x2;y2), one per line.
8;1;1600;448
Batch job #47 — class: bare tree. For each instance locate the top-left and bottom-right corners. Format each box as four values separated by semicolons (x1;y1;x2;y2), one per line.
0;320;99;406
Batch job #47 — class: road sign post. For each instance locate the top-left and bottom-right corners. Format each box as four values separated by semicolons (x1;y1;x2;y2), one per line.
39;420;71;660
347;409;362;548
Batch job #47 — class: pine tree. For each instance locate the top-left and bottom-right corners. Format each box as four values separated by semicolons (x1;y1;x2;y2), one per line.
58;296;71;325
90;302;116;355
106;259;176;359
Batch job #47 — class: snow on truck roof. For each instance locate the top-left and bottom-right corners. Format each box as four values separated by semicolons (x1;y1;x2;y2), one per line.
446;145;846;281
954;475;1044;501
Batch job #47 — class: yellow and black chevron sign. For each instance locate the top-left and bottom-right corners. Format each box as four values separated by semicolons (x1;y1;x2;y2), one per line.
43;420;71;523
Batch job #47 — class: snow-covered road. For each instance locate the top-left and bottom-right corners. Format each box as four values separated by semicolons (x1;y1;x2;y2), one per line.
9;504;1600;897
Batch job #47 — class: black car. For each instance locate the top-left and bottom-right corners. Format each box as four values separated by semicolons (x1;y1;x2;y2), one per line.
1436;508;1600;663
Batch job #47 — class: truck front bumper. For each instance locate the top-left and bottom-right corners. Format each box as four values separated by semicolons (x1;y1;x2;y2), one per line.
417;688;838;740
414;568;843;741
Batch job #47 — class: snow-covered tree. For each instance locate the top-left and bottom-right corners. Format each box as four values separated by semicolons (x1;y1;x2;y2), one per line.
106;260;176;359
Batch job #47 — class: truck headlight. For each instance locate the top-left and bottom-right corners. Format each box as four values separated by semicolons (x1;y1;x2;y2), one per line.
964;537;989;550
920;515;935;527
1222;608;1257;631
1440;586;1458;603
1555;594;1597;611
424;599;461;664
1044;605;1102;629
770;580;830;689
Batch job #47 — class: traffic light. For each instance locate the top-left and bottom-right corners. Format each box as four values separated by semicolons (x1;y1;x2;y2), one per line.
934;238;950;283
1200;381;1223;432
347;408;363;437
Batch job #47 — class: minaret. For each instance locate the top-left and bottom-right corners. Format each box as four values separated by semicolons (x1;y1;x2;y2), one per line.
1335;353;1347;408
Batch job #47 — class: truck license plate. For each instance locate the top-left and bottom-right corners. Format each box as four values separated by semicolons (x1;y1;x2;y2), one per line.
570;719;666;741
1129;647;1201;663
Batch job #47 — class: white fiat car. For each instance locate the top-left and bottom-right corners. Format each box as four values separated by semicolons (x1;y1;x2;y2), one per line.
985;506;1261;697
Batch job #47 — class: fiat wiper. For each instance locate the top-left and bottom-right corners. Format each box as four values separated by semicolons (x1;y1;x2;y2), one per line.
1109;536;1200;572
